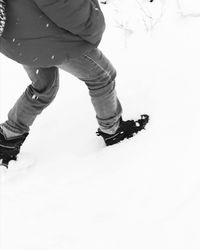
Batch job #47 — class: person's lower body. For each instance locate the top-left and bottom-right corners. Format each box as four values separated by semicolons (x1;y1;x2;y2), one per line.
0;48;149;166
0;48;122;138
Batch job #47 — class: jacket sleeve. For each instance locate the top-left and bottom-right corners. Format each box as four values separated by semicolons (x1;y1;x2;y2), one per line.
33;0;105;45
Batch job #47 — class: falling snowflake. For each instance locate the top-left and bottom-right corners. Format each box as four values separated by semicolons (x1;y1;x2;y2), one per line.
33;57;38;62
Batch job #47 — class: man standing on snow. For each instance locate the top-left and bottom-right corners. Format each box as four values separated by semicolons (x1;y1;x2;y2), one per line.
0;0;148;167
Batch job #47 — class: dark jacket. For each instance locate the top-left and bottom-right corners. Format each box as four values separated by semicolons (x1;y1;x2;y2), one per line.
0;0;105;67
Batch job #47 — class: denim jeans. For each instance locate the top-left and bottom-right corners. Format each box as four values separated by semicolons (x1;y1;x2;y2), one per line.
3;48;122;135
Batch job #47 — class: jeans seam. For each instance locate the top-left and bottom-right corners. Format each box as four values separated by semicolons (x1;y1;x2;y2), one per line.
45;67;59;105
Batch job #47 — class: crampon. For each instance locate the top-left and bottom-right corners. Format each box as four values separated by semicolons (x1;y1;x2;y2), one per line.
97;114;149;146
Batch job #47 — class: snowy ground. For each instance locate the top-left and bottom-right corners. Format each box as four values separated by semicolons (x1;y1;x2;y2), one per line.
1;1;200;250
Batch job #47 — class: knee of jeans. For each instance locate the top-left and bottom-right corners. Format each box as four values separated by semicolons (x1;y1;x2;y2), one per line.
26;68;59;105
89;73;117;98
87;67;117;94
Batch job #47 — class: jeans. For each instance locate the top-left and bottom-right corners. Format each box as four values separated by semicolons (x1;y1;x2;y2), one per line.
3;48;122;135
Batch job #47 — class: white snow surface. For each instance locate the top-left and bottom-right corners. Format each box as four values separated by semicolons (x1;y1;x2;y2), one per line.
1;2;200;250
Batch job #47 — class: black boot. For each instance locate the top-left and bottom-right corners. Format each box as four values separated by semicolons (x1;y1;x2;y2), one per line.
96;114;149;146
0;128;28;167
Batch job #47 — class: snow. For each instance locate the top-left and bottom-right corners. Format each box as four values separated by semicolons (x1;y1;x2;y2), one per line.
1;2;200;249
